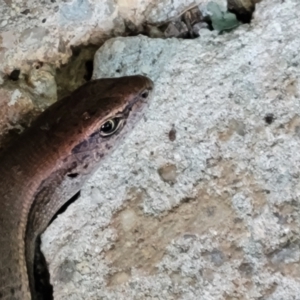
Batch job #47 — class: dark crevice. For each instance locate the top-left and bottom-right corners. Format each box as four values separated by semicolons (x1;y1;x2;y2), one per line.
49;190;81;225
56;45;99;100
33;190;81;299
84;60;94;81
34;237;53;300
227;0;256;24
8;69;20;81
67;173;79;178
70;46;81;57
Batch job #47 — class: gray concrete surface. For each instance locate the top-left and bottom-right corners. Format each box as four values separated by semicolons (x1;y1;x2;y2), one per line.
40;0;300;299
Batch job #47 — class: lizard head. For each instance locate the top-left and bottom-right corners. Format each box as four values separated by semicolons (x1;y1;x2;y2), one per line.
69;75;154;160
80;75;154;140
34;75;154;171
35;75;154;159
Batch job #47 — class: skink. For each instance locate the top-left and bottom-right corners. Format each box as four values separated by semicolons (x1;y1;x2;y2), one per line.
0;75;153;299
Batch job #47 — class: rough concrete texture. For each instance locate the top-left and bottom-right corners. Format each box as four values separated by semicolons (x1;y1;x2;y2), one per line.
41;0;300;299
0;0;209;74
0;0;213;151
0;62;58;150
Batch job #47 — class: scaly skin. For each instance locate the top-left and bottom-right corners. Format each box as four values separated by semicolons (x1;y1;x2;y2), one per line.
0;75;154;300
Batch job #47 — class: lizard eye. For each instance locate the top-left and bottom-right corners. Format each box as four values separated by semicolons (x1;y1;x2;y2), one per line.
140;89;150;99
100;118;122;136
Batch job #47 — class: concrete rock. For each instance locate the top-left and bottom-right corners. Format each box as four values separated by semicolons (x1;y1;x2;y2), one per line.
41;0;300;299
0;0;209;74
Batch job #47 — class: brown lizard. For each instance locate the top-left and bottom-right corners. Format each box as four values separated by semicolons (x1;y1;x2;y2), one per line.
0;75;154;299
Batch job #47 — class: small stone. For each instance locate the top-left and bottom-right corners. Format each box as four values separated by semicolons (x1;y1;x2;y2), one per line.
21;9;30;15
110;271;131;285
168;125;176;141
0;20;7;27
120;209;137;232
158;163;177;184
